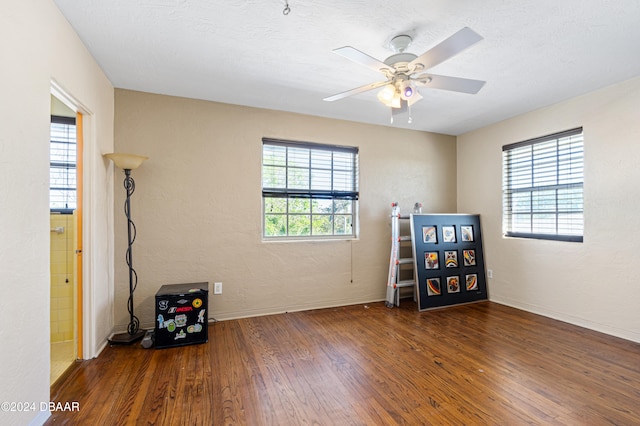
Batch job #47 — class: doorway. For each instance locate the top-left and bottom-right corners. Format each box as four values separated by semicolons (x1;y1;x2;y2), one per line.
49;94;83;385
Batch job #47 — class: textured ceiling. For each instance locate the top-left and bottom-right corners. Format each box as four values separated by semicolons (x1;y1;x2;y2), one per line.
53;0;640;135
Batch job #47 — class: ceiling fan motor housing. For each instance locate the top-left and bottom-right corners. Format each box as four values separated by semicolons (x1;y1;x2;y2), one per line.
384;53;418;71
384;34;419;74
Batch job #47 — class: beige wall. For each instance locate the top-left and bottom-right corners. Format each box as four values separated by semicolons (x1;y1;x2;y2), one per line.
1;1;114;424
113;89;457;328
457;76;640;343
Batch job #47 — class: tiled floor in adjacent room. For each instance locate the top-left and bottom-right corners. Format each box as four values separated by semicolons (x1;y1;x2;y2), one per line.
50;340;75;385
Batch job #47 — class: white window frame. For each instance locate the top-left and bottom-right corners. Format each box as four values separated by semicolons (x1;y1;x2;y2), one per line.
502;127;584;242
50;115;77;213
262;138;359;239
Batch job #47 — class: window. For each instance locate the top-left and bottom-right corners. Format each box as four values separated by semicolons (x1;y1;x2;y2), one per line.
502;127;584;242
262;138;359;238
50;116;77;213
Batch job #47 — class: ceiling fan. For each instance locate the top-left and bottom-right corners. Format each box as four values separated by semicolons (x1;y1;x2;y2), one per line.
323;27;486;119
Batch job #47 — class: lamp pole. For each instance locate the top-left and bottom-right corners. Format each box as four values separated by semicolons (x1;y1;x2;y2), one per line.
105;153;148;345
123;168;140;337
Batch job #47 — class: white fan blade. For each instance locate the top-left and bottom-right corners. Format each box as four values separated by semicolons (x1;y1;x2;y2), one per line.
407;91;423;106
323;80;390;102
414;74;485;94
333;46;394;75
408;27;483;72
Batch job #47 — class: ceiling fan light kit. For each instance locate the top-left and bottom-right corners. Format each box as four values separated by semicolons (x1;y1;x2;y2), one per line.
324;27;486;124
399;79;415;100
376;79;416;107
376;84;397;106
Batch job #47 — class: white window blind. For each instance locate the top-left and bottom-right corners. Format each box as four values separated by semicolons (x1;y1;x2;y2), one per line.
502;128;584;242
50;116;77;213
262;138;359;238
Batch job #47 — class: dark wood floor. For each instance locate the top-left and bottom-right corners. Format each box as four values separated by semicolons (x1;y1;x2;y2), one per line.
47;301;640;425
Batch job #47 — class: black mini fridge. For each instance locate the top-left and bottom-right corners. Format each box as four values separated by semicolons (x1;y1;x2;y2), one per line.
154;282;208;349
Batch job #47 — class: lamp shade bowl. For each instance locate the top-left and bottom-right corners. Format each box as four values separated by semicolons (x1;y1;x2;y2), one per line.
104;153;148;170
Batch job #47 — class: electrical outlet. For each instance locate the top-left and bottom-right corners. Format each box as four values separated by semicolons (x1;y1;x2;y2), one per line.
487;269;493;279
214;282;222;294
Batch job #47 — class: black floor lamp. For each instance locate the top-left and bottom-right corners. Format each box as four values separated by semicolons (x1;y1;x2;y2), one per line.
104;153;148;344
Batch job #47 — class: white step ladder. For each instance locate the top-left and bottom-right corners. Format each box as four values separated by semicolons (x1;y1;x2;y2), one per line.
385;202;421;308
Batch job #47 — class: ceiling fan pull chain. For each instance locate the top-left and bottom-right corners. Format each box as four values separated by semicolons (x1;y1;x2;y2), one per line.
283;1;291;15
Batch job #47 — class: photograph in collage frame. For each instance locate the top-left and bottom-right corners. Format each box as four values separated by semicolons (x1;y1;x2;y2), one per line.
445;250;458;268
425;252;439;269
447;276;460;293
442;225;456;242
463;249;476;266
423;226;437;243
461;225;474;242
427;278;441;296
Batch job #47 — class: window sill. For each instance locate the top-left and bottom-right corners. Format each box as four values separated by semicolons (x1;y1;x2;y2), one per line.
262;236;358;243
504;232;583;243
